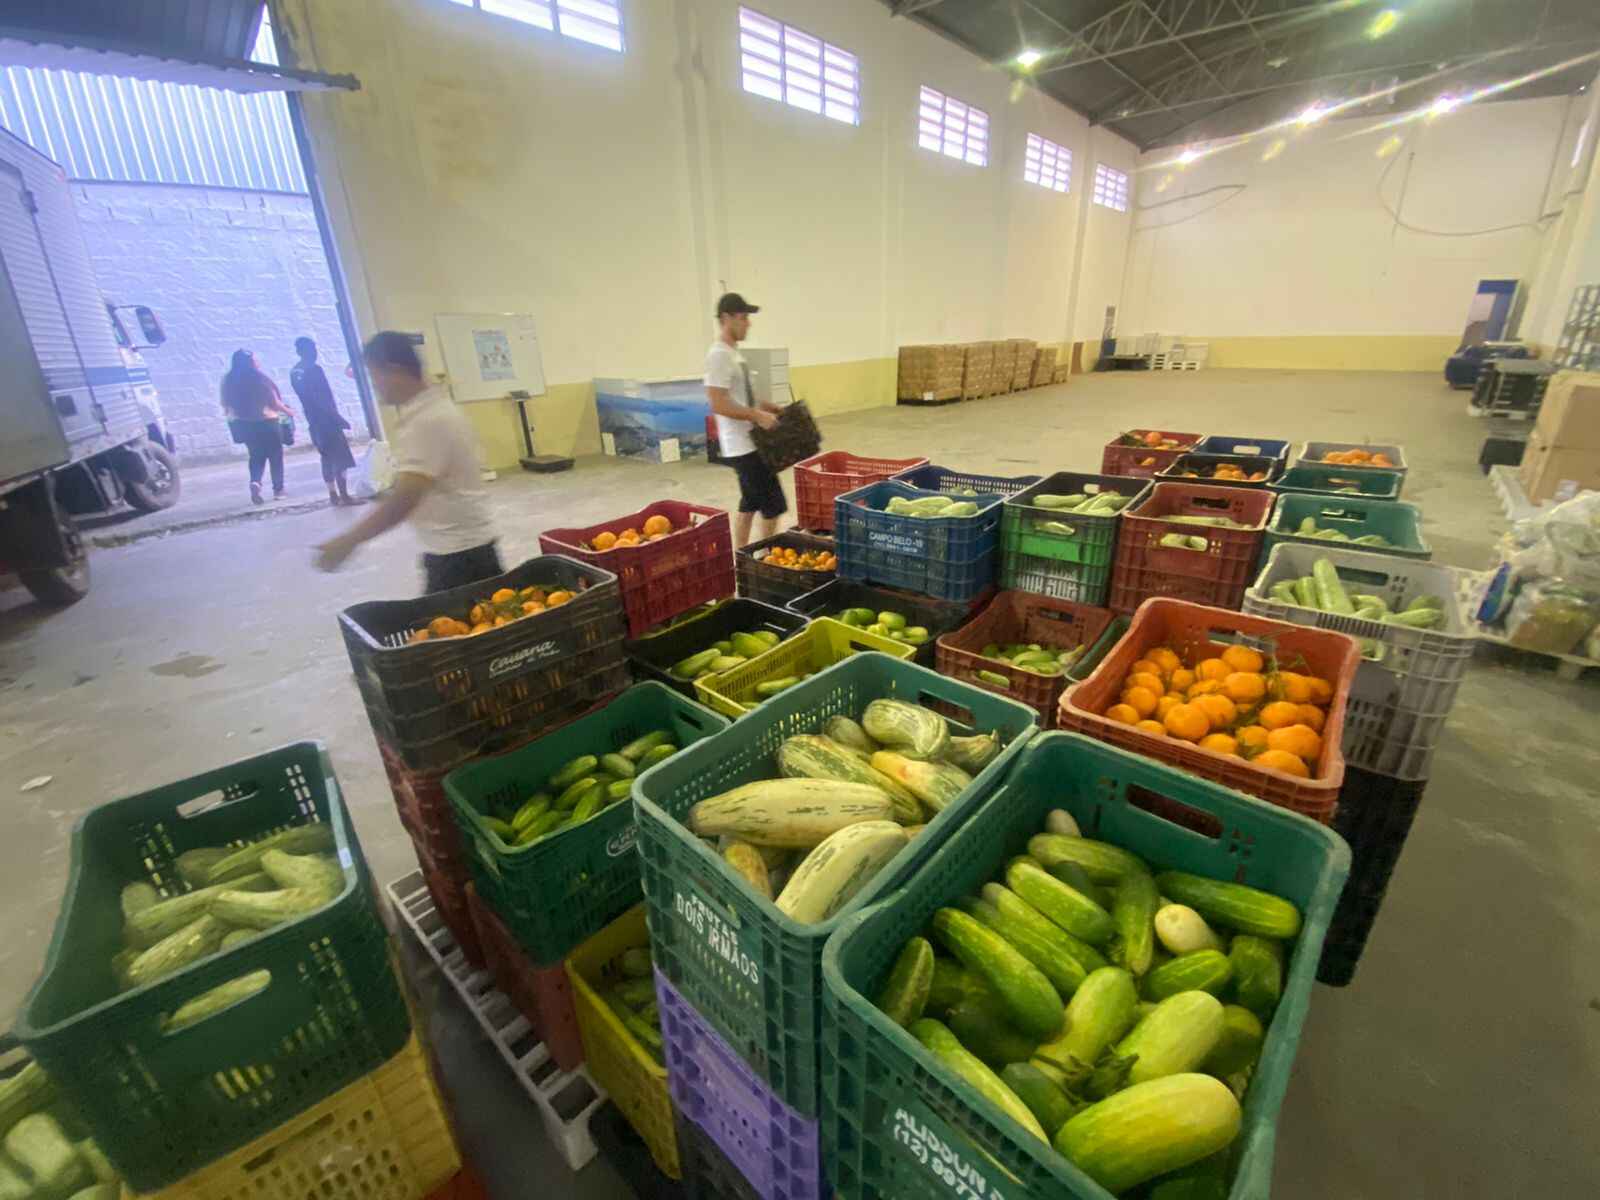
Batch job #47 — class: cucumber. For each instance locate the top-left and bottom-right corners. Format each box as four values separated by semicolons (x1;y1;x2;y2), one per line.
1312;557;1355;615
964;897;1087;999
977;669;1011;688
1117;991;1225;1085
756;676;800;696
1110;870;1160;977
1001;1062;1080;1136
1142;949;1234;1001
570;784;606;824
555;775;600;810
1045;862;1112;911
1044;809;1081;837
1005;859;1116;945
511;794;551;832
1269;579;1298;603
980;883;1108;977
1032;967;1138;1085
1293;575;1318;609
839;607;875;626
910;1019;1047;1142
1154;904;1225;955
619;729;673;761
927;958;987;1015
601;753;636;779
620;947;653;978
1230;934;1284;1018
730;631;772;659
875;937;934;1029
637;743;678;768
861;699;949;761
930;908;1065;1039
4;1114;86;1196
944;733;1000;774
1027;833;1148;884
121;882;159;922
710;655;748;672
549;754;600;790
1204;1004;1265;1076
517;810;567;843
1054;1074;1242;1195
1155;871;1302;939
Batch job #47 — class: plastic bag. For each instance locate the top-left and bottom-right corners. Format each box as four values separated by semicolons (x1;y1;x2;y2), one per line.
352;439;394;499
1506;491;1600;593
1503;578;1598;655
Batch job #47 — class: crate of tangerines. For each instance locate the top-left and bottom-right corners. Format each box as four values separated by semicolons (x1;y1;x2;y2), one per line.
1058;596;1361;823
541;500;735;639
736;530;838;607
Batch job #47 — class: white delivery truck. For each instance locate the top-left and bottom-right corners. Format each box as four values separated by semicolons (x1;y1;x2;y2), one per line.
0;128;179;606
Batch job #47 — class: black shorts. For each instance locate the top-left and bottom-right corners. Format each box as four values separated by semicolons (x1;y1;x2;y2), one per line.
725;452;788;520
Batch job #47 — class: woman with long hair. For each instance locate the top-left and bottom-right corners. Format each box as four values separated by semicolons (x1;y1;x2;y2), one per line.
220;349;291;504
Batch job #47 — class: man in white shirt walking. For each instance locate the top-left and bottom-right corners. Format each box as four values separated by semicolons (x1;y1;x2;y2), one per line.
705;293;786;547
314;332;501;593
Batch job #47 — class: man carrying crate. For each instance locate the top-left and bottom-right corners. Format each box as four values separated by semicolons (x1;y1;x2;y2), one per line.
705;292;787;547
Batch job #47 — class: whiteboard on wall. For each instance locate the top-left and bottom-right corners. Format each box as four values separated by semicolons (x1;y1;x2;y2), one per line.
434;312;546;402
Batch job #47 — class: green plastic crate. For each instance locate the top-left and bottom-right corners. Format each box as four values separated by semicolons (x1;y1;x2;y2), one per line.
633;653;1038;1116
445;682;728;964
1065;613;1129;683
17;742;412;1192
999;472;1151;569
1270;464;1402;501
694;616;914;719
1262;494;1431;562
822;731;1349;1200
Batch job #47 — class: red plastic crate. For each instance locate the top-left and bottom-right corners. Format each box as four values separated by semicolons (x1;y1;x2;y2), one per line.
934;590;1112;728
540;501;735;639
793;451;927;532
1058;597;1360;822
464;883;585;1071
1108;481;1274;614
1100;430;1203;479
418;843;484;968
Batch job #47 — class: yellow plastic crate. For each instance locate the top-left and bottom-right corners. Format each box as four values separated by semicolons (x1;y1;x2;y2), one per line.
565;906;678;1179
126;1033;459;1200
693;617;914;718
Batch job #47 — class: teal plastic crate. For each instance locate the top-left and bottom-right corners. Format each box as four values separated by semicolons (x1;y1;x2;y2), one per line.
17;743;412;1192
632;653;1038;1117
822;731;1350;1200
1270;464;1402;501
445;682;728;964
1065;613;1129;683
1263;494;1431;562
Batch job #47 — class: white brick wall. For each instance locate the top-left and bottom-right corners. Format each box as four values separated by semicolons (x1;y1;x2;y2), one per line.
74;182;369;462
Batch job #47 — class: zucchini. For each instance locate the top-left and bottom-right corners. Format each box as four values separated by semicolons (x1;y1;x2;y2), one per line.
125;914;228;988
164;969;272;1032
1110;870;1160;977
777;735;921;822
869;751;971;815
68;1186;118;1200
120;882;159;923
619;729;673;761
964;897;1087;999
1054;1074;1242;1194
1116;991;1225;1085
123;876;268;948
211;886;327;932
0;1162;27;1200
688;780;894;847
1027;834;1148;884
174;847;230;888
1230;935;1284;1018
930;908;1065;1039
0;1065;55;1140
1154;904;1225;955
1001;1062;1080;1136
5;1114;85;1196
910;1019;1046;1142
74;1141;116;1186
944;732;1000;774
861;699;949;761
875;937;934;1028
204;824;335;884
1204;1004;1265;1076
1312;557;1354;615
1032;967;1138;1084
1384;607;1443;628
620;947;653;978
549;754;600;790
220;929;255;949
1143;949;1234;1001
259;849;342;898
1005;859;1116;945
1269;579;1298;603
775;821;907;923
981;883;1108;977
1155;871;1302;938
822;716;877;755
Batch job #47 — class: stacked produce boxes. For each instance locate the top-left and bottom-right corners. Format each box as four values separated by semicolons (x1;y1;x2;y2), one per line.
1005;339;1037;390
1030;345;1057;387
991;341;1018;396
896;345;962;403
960;342;995;400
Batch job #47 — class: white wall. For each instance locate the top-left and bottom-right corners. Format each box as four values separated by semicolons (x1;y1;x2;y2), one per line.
1121;95;1574;345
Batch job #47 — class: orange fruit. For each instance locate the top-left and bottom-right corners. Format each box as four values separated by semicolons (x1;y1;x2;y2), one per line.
643;514;672;537
1267;724;1323;761
1107;703;1140;725
521;600;546;615
1130;659;1165;681
1306;676;1333;704
1163;702;1210;742
469;622;493;636
1295;704;1326;732
491;588;517;604
1275;672;1313;703
1259;700;1302;730
427;616;458;637
1148;647;1182;674
1136;719;1168;737
1254;748;1310;778
1223;672;1266;704
493;615;510;626
1155;695;1182;721
1236;724;1269;753
1199;732;1238;756
468;603;489;625
1186;679;1223;699
408;629;431;644
1127;672;1165;697
545;590;573;607
1123;686;1160;718
519;585;544;601
1196;658;1230;681
592;530;618;550
1195;693;1238;729
1168;668;1196;693
1221;645;1265;673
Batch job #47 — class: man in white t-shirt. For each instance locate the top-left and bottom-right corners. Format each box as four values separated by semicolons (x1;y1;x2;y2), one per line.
705;293;787;546
314;331;501;594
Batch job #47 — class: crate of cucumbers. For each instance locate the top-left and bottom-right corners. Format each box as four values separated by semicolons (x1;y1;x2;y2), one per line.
633;653;1039;1116
1261;495;1430;563
17;743;411;1191
785;579;987;667
693;617;915;720
445;683;728;965
822;731;1349;1200
625;598;809;698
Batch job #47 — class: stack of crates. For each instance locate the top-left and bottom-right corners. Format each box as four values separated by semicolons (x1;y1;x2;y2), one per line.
1243;544;1475;982
833;481;1005;603
1000;471;1150;606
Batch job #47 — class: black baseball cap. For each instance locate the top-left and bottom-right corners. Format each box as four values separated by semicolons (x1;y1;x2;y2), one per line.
716;292;760;317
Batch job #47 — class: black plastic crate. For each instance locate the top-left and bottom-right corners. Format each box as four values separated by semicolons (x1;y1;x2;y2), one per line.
750;400;821;474
784;577;988;666
626;598;810;696
1157;451;1279;487
736;531;836;608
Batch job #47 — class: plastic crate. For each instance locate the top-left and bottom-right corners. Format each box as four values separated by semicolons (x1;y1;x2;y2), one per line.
17;743;413;1192
658;973;822;1200
822;731;1350;1200
1297;441;1409;484
626;598;811;696
750;400;821;474
736;531;836;608
784;579;985;667
416;839;484;968
1319;767;1427;987
1262;494;1431;562
693;618;914;719
1108;482;1274;614
835;481;1003;603
464;883;584;1072
1157;451;1279;488
340;555;630;773
1066;613;1128;682
445;683;728;964
676;1111;762;1200
1271;464;1403;501
1001;471;1151;568
793;451;927;533
540;502;736;639
566;907;679;1180
633;654;1038;1115
1194;433;1291;461
934;591;1113;727
999;548;1114;606
132;1034;459;1200
837;547;1000;604
1059;598;1361;822
889;463;1042;496
1099;430;1203;479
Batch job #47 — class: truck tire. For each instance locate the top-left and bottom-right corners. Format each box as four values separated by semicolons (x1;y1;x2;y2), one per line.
19;510;89;607
123;442;181;513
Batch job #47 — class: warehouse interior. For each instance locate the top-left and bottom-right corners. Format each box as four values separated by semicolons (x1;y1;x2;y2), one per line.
1;2;1600;1200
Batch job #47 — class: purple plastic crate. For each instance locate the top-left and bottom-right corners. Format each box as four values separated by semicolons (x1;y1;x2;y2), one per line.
657;972;823;1200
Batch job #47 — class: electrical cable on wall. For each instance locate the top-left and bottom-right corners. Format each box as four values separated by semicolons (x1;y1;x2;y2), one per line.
1377;143;1558;237
1131;183;1247;231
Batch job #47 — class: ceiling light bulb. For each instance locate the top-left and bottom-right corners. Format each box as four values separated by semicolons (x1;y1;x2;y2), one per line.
1429;94;1461;116
1296;103;1326;126
1367;9;1399;40
1177;148;1199;165
1016;48;1043;69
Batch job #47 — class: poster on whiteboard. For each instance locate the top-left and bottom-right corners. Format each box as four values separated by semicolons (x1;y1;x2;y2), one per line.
434;312;547;402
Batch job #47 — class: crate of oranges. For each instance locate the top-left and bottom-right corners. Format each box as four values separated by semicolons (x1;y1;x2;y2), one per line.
1058;597;1361;823
1298;442;1408;490
736;530;838;606
1158;452;1278;487
541;500;735;638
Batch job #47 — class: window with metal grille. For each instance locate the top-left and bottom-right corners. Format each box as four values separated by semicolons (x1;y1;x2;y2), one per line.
738;8;860;125
446;0;624;52
918;85;988;167
1024;132;1071;193
1093;162;1130;211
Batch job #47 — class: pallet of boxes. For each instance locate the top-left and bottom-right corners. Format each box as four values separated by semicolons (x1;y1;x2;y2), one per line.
1006;338;1036;391
960;341;994;401
1518;370;1600;504
1031;344;1058;387
896;344;962;406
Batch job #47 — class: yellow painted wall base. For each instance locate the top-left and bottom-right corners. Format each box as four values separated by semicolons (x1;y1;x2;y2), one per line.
791;357;898;417
1199;335;1460;372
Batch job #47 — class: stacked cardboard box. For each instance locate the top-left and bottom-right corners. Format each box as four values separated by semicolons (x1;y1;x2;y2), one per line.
897;345;963;402
1007;339;1037;390
991;341;1017;394
961;341;995;400
1031;346;1058;387
1520;370;1600;503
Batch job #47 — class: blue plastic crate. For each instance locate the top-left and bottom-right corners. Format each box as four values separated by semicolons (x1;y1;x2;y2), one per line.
837;547;998;604
1194;434;1290;461
834;481;1003;603
890;464;1042;497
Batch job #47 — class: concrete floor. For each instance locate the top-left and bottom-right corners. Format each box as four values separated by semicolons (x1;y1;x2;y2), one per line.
2;368;1597;1198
